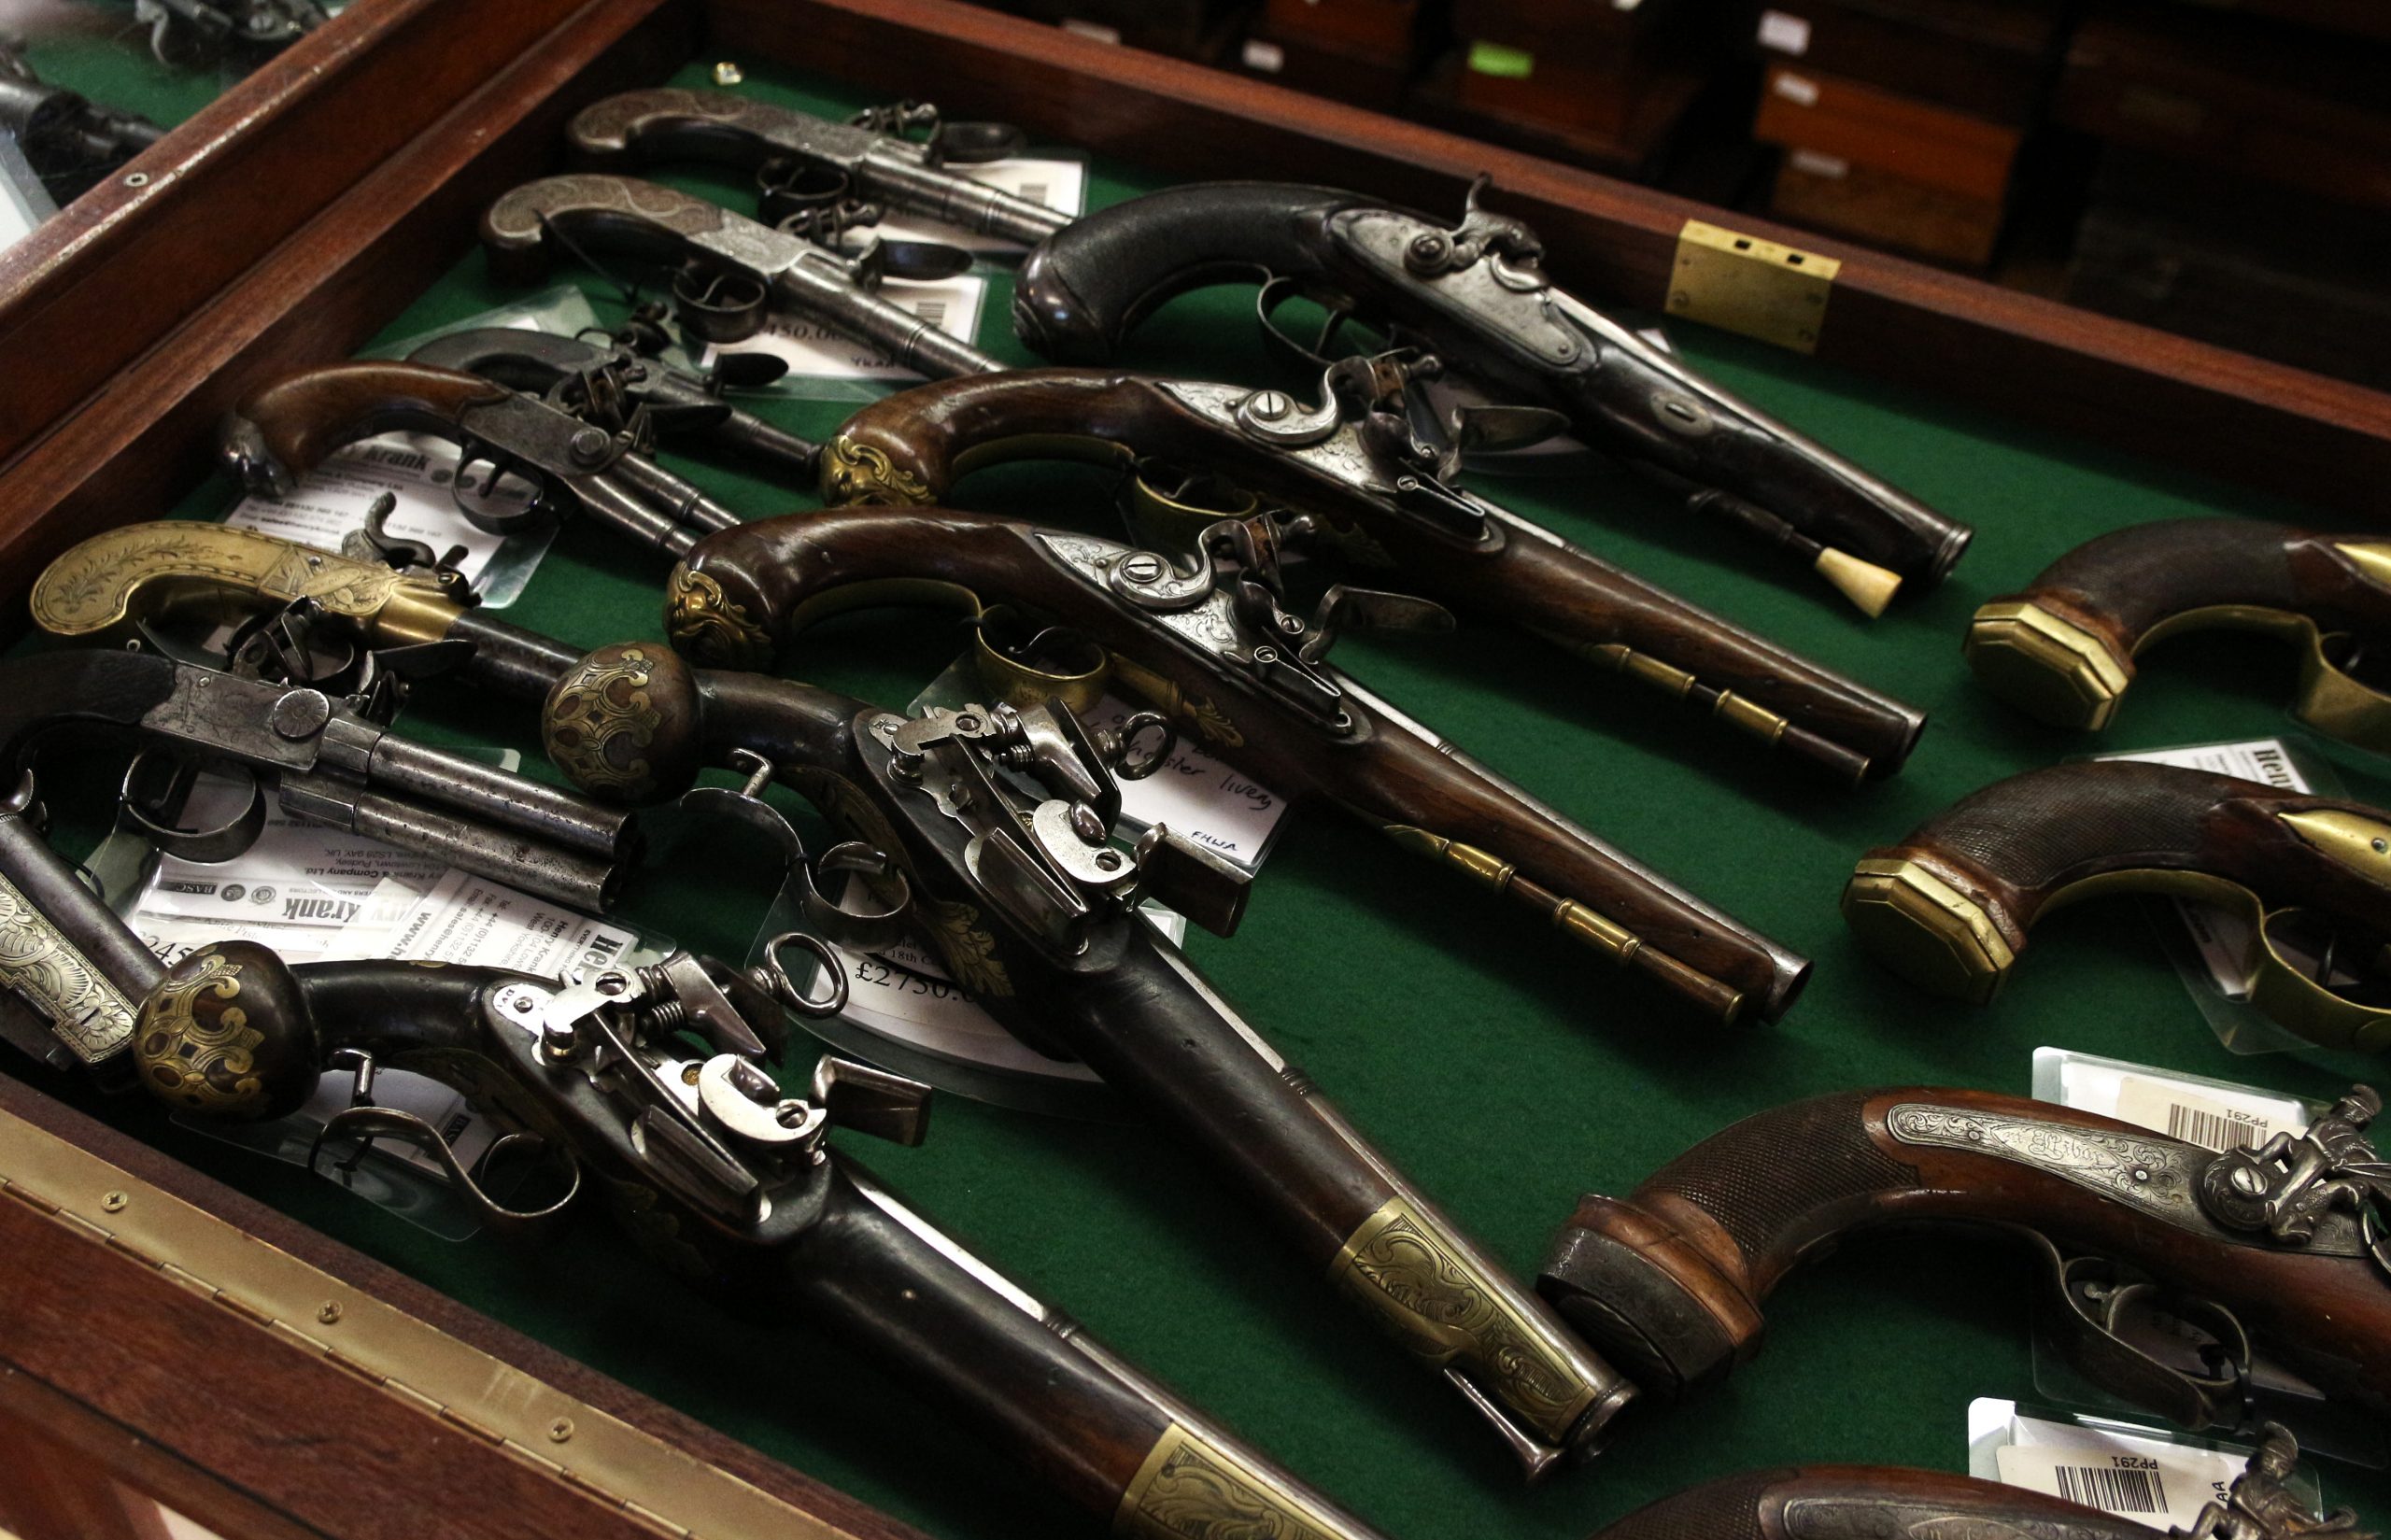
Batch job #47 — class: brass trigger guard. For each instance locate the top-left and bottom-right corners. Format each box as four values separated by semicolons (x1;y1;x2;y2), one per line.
2040;868;2391;1053
969;607;1111;717
2039;1237;2254;1432
2292;624;2391;752
119;754;265;865
1119;456;1262;556
309;1104;583;1235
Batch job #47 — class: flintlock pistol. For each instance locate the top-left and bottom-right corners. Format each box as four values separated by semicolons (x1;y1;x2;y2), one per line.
667;505;1811;1024
405;325;821;481
1589;1430;2368;1540
823;359;1929;784
1537;1083;2391;1438
481;173;999;372
1012;178;1972;615
1842;762;2391;1052
1968;521;2391;750
0;789;1394;1540
32;523;1638;1474
566;88;1067;246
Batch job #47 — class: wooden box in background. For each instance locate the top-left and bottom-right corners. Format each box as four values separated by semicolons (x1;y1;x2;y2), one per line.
1232;0;1430;113
1739;0;2064;124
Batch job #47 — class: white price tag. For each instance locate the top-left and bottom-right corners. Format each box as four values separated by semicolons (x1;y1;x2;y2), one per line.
1994;1436;2242;1529
1061;18;1122;43
1242;37;1287;72
370;868;638;978
1789;148;1850;177
2097;740;2324;996
1758;9;1813;54
708;275;986;381
872;158;1088;253
1773;71;1821;106
223;432;544;593
2045;1052;2311;1153
1085;696;1289;869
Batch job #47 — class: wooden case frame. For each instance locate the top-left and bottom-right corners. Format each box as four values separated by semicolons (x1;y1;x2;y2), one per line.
4;0;2390;626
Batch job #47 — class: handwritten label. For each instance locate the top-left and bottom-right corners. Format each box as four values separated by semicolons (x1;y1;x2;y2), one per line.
1084;696;1289;870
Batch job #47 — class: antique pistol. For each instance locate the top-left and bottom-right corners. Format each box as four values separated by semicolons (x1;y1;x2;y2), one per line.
1012;179;1974;614
34;523;1638;1470
405;325;822;481
0;807;1394;1540
0;42;164;203
219;360;752;576
1842;761;2391;1052
131;0;325;65
1968;521;2391;750
0;647;633;913
1588;1431;2369;1540
481;174;999;373
1536;1084;2391;1438
567;88;1068;246
668;505;1810;1024
824;359;1928;784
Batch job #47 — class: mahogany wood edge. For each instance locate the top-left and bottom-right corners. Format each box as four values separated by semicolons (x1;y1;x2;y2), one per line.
0;0;694;625
0;1075;927;1540
0;0;630;465
0;1364;320;1540
724;0;2391;514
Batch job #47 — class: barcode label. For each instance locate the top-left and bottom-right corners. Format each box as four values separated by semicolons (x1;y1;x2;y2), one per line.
2165;1101;2267;1151
2112;1074;2301;1153
913;300;946;327
2055;1463;2166;1514
1995;1431;2249;1530
1018;182;1048;205
1758;9;1812;53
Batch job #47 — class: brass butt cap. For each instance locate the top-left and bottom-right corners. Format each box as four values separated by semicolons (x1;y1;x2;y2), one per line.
1964;600;2131;730
1841;856;2014;1005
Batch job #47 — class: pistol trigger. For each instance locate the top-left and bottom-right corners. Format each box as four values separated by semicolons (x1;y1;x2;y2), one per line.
1448;403;1572;455
710;351;789;392
119;753;265;864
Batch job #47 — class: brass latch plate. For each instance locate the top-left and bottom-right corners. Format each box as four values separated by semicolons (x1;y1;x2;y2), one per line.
1664;220;1841;355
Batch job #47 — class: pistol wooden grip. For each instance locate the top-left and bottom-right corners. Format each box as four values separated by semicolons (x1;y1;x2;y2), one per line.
825;370;1164;502
1594;1466;2154;1540
236;361;506;478
1843;761;2391;1003
1969;519;2391;729
1014;181;1357;361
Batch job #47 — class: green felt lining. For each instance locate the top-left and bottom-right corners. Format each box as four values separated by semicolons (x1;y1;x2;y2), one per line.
16;48;2391;1540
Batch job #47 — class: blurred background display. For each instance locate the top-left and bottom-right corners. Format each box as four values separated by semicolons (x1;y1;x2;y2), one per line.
960;0;2391;389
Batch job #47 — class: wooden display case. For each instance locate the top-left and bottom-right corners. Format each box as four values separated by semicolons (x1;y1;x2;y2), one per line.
6;0;2391;1528
3;0;2390;626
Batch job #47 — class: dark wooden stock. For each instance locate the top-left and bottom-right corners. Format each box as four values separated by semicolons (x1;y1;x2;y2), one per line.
1594;1464;2159;1540
832;371;1925;782
671;507;1808;1023
1997;520;2391;665
1536;1087;2391;1415
235;360;510;478
1863;761;2391;957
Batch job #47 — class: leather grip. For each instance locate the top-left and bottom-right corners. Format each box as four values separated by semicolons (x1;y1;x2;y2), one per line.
1842;761;2391;1003
1594;1465;2158;1540
1014;181;1361;360
1536;1086;2391;1419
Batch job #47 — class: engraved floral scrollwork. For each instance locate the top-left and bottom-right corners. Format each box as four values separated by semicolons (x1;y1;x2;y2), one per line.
1886;1104;2204;1225
30;524;407;635
1180;695;1243;749
134;949;265;1114
1329;1198;1594;1442
822;436;934;505
1781;1496;2096;1540
544;645;664;798
666;562;774;669
1117;1423;1350;1540
921;899;1012;998
0;872;137;1064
